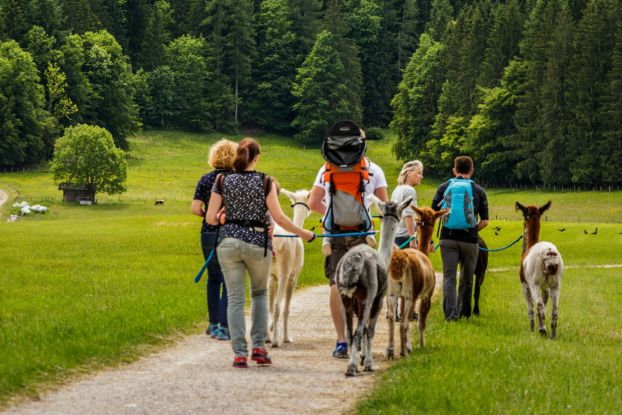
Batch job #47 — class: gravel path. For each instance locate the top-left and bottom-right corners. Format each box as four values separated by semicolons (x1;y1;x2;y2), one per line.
2;278;442;415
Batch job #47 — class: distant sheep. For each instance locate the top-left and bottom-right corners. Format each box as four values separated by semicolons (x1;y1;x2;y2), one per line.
13;201;48;216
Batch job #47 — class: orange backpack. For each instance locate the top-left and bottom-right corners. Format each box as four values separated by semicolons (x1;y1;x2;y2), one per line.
321;120;372;232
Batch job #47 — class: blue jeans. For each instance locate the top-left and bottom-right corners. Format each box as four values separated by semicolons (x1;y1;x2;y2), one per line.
217;238;271;357
201;232;227;328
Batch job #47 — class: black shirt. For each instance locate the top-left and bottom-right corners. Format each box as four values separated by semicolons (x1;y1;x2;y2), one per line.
431;176;489;243
193;169;227;233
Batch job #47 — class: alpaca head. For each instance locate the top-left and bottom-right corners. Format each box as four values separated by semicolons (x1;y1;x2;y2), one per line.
337;251;365;298
282;189;311;218
515;201;551;222
389;249;409;281
413;206;450;228
368;194;413;227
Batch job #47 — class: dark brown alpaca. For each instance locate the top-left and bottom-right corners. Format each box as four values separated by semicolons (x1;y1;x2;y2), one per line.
386;206;448;358
515;201;564;338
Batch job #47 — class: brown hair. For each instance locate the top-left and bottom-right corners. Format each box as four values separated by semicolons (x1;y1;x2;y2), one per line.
454;156;473;175
208;139;238;169
233;138;261;172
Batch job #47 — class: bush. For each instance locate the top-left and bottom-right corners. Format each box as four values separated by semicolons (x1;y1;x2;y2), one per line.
365;127;385;140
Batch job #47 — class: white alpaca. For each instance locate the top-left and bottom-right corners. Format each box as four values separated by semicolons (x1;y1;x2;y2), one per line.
516;201;564;339
268;189;311;347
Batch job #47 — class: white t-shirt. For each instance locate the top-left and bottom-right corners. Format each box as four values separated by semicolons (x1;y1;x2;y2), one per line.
313;158;388;218
391;184;418;238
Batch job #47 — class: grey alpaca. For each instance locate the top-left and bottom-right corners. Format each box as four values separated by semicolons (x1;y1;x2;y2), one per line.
335;195;412;377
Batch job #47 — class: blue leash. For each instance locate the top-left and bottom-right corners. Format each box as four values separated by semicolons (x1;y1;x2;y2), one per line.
432;234;524;253
194;230;376;283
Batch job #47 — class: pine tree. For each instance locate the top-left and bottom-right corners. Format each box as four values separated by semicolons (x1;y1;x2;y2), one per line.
3;0;29;41
291;30;351;143
538;6;573;185
126;0;150;66
251;0;298;131
25;0;66;39
478;0;523;88
566;0;618;184
426;0;453;42
140;0;174;71
323;0;362;123
288;0;323;56
62;0;98;34
391;34;446;162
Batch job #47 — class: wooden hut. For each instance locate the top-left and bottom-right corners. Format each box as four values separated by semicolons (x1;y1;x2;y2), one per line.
58;183;96;204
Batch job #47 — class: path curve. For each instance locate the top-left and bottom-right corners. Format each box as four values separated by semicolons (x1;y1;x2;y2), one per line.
2;274;442;415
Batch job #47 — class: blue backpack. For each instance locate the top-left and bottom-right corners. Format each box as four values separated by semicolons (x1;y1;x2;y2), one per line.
440;178;476;229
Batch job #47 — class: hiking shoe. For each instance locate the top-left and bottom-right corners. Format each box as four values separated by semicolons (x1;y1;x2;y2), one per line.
411;312;419;321
215;326;230;341
206;323;219;336
251;348;272;365
332;342;348;358
232;356;248;368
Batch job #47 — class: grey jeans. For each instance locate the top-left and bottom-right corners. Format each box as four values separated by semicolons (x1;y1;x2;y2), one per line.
439;239;479;320
217;237;271;357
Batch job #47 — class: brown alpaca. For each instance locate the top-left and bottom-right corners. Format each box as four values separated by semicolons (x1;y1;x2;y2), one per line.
386;207;448;358
516;201;564;338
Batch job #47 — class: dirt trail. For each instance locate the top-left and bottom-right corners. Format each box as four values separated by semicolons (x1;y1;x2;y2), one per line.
0;189;8;216
1;275;441;415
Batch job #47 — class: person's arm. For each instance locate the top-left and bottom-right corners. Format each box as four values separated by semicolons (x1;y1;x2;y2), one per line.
205;192;223;226
191;199;204;217
308;185;327;215
266;182;315;241
475;186;489;231
476;220;488;231
374;186;388;202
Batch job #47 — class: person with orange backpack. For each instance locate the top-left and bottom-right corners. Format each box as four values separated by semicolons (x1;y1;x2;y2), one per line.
307;120;388;358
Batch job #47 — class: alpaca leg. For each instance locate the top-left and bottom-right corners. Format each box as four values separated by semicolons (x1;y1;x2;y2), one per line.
347;288;376;376
271;274;288;348
418;297;432;348
549;283;560;339
283;274;297;343
400;298;414;357
267;272;277;343
363;317;376;372
521;282;535;332
473;274;483;316
386;295;398;360
529;283;547;336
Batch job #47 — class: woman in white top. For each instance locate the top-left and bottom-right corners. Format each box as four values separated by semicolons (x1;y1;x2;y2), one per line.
391;160;424;249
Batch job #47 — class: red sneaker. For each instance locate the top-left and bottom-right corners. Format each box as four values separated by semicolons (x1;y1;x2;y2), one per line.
232;356;248;368
251;348;272;365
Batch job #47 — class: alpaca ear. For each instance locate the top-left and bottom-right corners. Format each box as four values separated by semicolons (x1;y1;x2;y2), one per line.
281;189;295;202
515;202;527;215
413;206;423;217
435;208;450;219
368;194;384;212
398;197;413;212
539;201;552;214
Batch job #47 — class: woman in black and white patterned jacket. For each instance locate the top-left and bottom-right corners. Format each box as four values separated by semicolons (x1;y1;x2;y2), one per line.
206;138;315;369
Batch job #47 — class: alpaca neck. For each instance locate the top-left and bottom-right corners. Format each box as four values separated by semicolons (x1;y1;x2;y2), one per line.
416;224;434;256
292;207;307;229
524;221;540;250
378;222;398;265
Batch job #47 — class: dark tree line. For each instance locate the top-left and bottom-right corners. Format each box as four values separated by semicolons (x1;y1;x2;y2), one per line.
392;0;622;186
0;0;620;187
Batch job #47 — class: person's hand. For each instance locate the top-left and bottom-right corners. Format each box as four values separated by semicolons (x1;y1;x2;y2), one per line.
268;224;274;239
303;229;316;243
217;208;226;225
409;238;417;249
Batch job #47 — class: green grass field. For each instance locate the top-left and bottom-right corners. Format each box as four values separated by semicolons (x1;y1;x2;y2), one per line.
1;130;621;410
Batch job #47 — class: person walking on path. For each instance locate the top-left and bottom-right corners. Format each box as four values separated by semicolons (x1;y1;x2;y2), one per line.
308;121;388;359
206;138;315;368
192;139;238;341
391;160;424;249
432;156;488;321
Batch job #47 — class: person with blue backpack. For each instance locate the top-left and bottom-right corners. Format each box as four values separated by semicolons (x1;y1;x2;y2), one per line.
432;156;489;321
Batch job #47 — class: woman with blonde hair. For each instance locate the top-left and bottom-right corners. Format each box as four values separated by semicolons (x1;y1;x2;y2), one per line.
392;160;424;249
192;139;238;341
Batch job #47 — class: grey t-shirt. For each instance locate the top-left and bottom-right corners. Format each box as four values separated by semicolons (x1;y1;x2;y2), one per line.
391;184;417;238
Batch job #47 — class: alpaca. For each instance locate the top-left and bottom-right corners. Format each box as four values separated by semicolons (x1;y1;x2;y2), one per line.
267;189;311;347
336;195;412;376
516;201;564;339
472;236;489;316
386;206;448;359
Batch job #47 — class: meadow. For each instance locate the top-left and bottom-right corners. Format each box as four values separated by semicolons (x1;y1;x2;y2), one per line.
1;130;621;411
